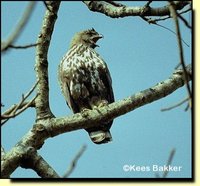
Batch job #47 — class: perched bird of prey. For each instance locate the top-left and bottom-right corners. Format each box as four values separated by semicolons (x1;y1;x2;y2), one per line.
58;28;114;144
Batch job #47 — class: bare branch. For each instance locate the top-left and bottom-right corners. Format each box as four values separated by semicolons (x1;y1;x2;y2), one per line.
168;2;192;109
47;64;192;137
177;13;192;29
1;64;191;177
7;43;39;49
63;145;87;178
35;1;60;121
1;2;36;52
83;1;189;18
1;81;39;125
161;97;190;111
140;16;189;47
20;149;60;178
155;148;176;178
1;101;35;118
1;95;38;120
142;4;191;24
162;148;176;178
144;1;153;8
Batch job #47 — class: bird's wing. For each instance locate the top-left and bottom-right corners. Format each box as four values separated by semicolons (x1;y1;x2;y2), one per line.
90;49;115;103
58;61;79;113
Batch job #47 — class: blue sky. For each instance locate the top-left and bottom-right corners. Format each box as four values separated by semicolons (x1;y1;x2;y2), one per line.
1;1;192;178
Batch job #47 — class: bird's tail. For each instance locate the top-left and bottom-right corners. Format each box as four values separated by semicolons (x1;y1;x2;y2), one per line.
89;130;112;144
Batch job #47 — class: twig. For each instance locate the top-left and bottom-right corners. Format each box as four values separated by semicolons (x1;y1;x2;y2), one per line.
7;43;38;49
1;81;39;126
175;62;181;69
149;4;191;23
168;2;192;109
145;0;153;7
63;145;87;178
179;6;192;15
141;0;153;14
140;16;190;47
184;103;190;111
2;101;35;117
161;97;189;111
1;95;38;126
163;148;176;178
155;148;176;178
177;13;192;29
1;2;36;52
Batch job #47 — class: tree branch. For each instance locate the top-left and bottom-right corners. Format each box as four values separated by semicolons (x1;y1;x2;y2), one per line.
83;1;189;18
1;2;36;52
34;1;60;121
20;148;60;178
161;97;189;111
7;43;38;49
1;64;191;178
1;95;38;119
155;148;176;178
168;2;192;109
47;64;192;137
1;81;39;126
63;145;87;178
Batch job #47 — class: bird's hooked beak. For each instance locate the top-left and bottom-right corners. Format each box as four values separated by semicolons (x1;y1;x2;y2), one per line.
92;34;104;48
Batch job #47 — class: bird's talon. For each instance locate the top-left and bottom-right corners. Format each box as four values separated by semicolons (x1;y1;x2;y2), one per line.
81;108;90;117
98;100;108;108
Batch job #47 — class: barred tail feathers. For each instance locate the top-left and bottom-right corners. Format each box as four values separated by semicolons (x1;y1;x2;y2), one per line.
89;130;112;144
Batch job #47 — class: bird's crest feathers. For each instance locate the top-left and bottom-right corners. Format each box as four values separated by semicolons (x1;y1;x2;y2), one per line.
69;28;103;49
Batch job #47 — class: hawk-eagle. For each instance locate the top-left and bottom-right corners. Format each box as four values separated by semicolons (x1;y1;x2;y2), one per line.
58;28;114;144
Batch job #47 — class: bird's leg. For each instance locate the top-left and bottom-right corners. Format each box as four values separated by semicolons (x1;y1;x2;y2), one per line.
90;99;109;115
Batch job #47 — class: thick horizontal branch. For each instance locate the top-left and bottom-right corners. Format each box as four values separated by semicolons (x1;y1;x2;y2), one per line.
35;1;60;120
1;64;191;177
83;1;190;18
47;64;192;136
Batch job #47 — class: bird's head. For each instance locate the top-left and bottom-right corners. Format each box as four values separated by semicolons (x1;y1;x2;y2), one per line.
70;28;103;49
